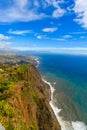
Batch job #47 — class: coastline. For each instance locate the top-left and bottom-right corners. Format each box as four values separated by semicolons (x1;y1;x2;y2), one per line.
34;57;40;68
36;56;87;130
42;78;87;130
42;79;63;129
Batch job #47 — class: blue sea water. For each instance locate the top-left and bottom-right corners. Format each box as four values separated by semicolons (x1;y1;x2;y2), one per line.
23;51;87;127
35;53;87;123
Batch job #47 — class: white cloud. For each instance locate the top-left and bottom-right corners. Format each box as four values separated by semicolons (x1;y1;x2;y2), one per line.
56;47;87;50
52;7;66;18
45;0;64;7
42;27;58;32
10;47;87;54
36;35;48;39
54;38;65;41
0;8;45;22
0;0;46;22
63;35;72;38
14;0;28;9
37;35;43;39
0;33;12;48
0;34;11;40
0;41;12;48
74;0;87;29
0;0;66;22
71;31;87;34
34;0;39;7
52;34;72;41
45;0;66;18
36;33;72;41
80;36;87;39
8;30;31;35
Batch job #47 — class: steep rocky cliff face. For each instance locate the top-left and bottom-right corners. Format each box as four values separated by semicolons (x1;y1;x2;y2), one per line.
0;64;61;130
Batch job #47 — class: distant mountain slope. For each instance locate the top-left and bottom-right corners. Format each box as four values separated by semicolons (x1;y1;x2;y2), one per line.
0;53;38;66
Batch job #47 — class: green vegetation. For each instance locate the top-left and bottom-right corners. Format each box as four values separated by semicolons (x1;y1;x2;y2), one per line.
0;64;60;130
0;101;14;118
32;94;39;105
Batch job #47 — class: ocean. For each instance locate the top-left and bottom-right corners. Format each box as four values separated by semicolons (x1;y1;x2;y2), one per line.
35;53;87;130
22;52;87;129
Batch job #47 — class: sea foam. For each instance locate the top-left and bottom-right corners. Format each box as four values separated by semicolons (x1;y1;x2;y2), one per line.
43;79;87;130
35;57;40;68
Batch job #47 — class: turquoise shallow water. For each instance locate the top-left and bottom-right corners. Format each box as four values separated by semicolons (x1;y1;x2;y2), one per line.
35;53;87;123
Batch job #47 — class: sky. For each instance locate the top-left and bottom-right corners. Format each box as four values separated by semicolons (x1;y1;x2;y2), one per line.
0;0;87;54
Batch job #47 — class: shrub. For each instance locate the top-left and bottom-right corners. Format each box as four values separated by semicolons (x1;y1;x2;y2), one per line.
0;101;14;118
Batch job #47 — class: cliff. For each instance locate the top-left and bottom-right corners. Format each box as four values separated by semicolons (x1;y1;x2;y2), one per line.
0;64;61;130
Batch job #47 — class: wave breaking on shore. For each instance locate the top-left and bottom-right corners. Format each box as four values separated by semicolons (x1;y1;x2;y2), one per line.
43;79;87;130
